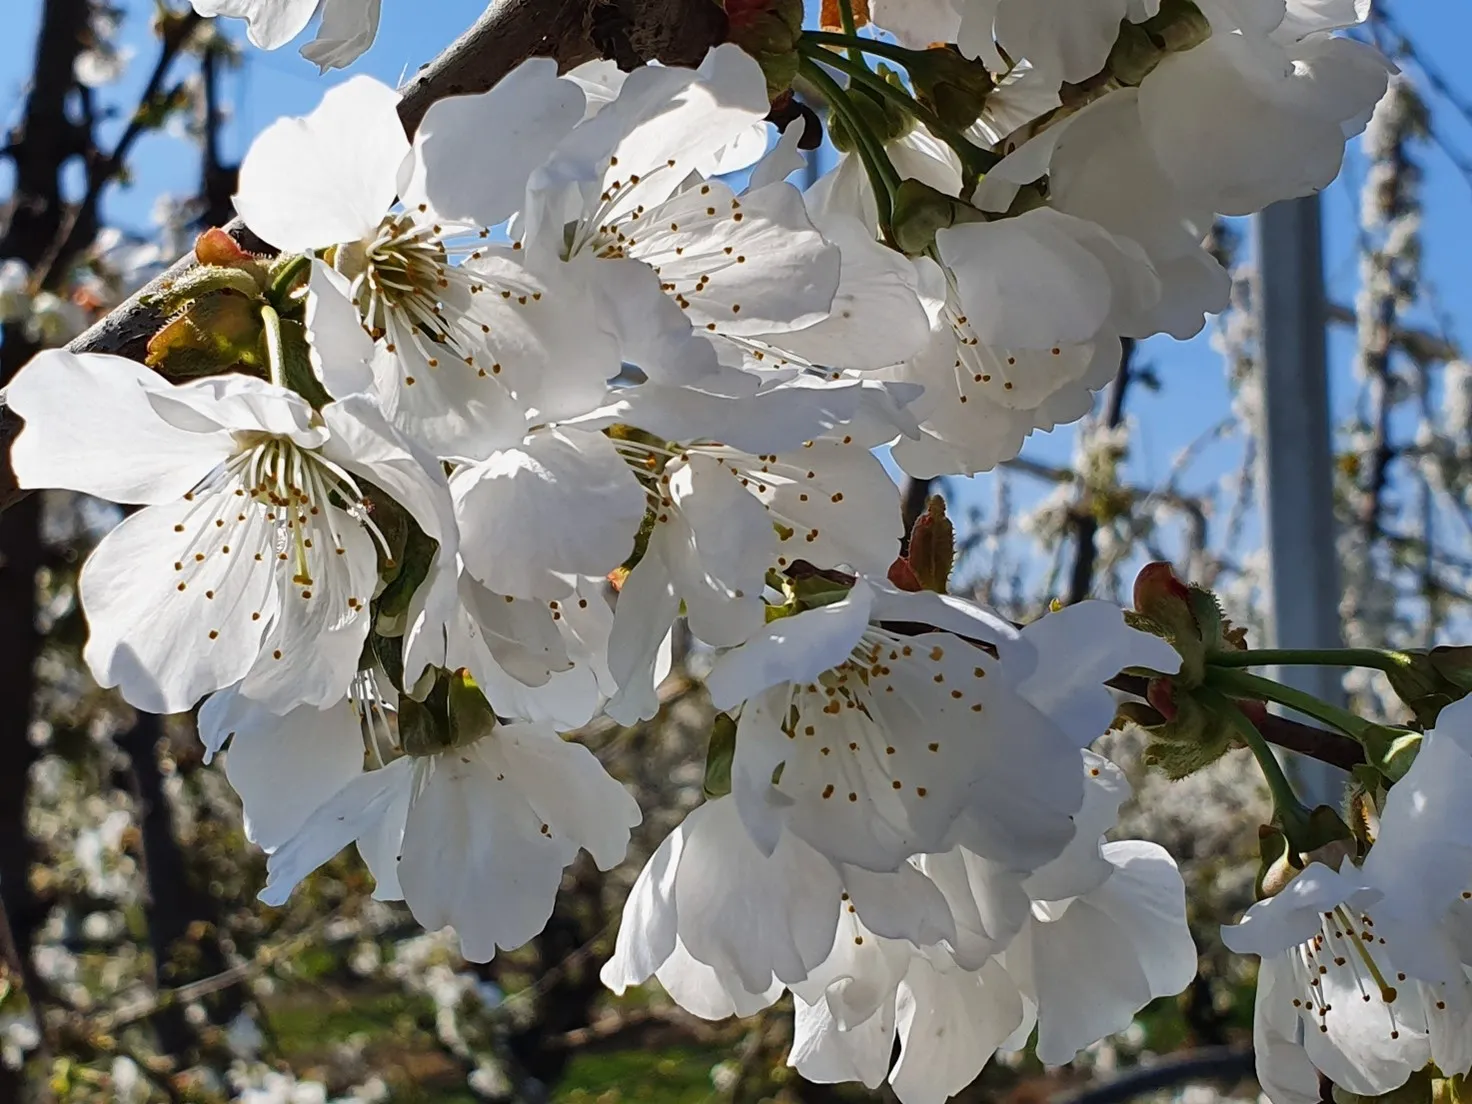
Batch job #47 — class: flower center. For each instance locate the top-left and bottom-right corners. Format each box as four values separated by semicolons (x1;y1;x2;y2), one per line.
1289;906;1407;1037
341;210;540;384
174;435;383;604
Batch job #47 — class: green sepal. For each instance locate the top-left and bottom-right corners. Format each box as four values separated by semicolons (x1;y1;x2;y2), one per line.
704;713;738;799
273;316;333;409
1382;646;1472;729
374;523;438;623
399;676;452;757
448;671;497;749
1334;1068;1433;1104
145;289;269;380
889;177;988;256
905;47;995;131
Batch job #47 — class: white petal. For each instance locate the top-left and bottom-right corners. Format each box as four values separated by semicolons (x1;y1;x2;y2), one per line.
203;691;365;852
890;957;1023;1104
541;44;770;223
190;0;317;49
704;581;875;711
261;759;412;905
870;0;963;49
674;798;843;993
1021;752;1130;902
790;995;895;1090
602;818;685;994
356;779;409;901
81;500;277;714
1222;863;1375;957
306;261;376;398
654;938;785;1020
234;75;406;251
604;553;681;725
920;848;1031;968
452;428;646;600
748;116;808;191
396;745;568;961
778;633;1083;873
299;0;381;71
866;581;1022;646
1061;841;1186;958
404;58;585;226
569;255;722;385
660;454;773;648
757;214;932;372
495;722;642;870
717;440;901;577
1362;726;1472;911
8;350;234;504
238;506;378;712
1252;958;1325;1104
936;213;1113;350
995;0;1128;86
632;180;840;337
842;861;957;947
321;393;457;549
1001;601;1181;747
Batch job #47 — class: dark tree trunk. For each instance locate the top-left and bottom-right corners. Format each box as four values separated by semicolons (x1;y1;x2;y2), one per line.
0;1;91;1095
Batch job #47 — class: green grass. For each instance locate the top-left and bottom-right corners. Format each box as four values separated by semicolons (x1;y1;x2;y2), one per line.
554;1047;727;1104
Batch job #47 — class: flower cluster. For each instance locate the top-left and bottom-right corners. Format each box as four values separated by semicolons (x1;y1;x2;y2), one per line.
10;2;1418;1100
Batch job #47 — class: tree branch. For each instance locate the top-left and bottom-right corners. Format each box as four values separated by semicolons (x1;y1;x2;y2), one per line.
1066;339;1134;604
1052;1046;1255;1104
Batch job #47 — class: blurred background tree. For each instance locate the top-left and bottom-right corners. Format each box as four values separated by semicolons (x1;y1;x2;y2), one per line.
1;1;1470;1101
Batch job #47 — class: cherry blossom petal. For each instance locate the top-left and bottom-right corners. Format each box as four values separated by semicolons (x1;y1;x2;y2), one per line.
234;75;408;252
452;427;646;600
8;350;234;505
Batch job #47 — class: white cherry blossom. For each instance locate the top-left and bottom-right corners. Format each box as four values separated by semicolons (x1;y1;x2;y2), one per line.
234;68;620;459
522;45;842;384
7;350;451;716
703;579;1086;873
263;719;641;961
1226;701;1472;1102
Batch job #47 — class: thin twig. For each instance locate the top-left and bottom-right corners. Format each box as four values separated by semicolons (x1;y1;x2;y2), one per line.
30;12;205;290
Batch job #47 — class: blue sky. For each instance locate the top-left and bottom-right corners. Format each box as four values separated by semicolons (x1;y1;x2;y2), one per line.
3;0;1470;596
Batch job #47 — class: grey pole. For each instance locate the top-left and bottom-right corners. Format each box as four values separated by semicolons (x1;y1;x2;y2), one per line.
1255;194;1348;807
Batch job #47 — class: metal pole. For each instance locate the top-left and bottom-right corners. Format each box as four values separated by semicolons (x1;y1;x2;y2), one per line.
1255;194;1347;807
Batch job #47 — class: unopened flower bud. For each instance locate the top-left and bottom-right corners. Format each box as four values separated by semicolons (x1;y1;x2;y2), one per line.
890;178;987;256
907;47;995;131
906;495;955;594
727;0;804;99
1138;0;1213;54
1106;22;1166;86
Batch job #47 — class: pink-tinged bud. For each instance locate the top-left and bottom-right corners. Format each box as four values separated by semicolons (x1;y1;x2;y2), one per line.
1146;677;1178;721
907;496;954;594
887;556;923;593
1132;561;1191;617
194;227;257;268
